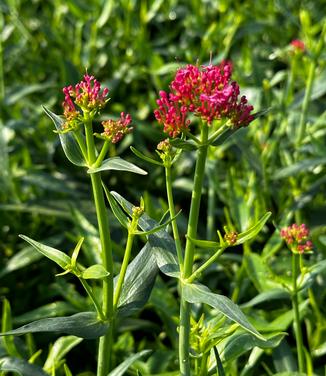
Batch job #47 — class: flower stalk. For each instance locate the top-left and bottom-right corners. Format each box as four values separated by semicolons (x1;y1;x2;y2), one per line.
292;253;305;373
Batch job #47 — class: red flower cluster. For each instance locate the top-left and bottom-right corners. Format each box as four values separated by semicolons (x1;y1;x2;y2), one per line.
154;61;254;137
62;74;109;129
101;112;133;144
290;39;305;52
280;224;313;254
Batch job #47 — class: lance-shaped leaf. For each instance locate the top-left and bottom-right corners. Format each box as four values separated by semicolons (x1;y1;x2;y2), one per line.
188;212;271;249
0;312;108;339
107;350;151;376
217;331;284;363
211;127;238;147
87;157;147;175
111;192;180;278
133;210;181;236
183;283;265;340
130;146;163;166
0;357;49;376
19;235;71;270
43;106;85;166
44;336;83;373
102;183;129;229
116;243;158;317
81;264;110;280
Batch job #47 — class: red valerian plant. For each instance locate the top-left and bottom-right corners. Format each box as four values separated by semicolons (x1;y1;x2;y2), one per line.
154;61;254;137
280;223;313;254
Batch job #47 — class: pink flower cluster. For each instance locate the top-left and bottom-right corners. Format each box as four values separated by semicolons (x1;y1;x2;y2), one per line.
154;61;254;137
280;224;313;254
101;112;133;144
62;74;109;128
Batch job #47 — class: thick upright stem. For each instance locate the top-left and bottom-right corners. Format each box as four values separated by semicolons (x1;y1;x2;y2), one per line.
179;124;209;375
292;253;305;373
84;120;114;376
165;165;184;272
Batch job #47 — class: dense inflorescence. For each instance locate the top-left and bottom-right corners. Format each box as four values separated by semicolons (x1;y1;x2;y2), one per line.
281;224;313;254
101;112;133;144
154;61;254;137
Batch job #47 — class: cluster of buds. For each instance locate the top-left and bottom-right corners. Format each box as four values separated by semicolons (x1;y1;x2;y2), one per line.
224;230;238;246
62;74;109;130
280;224;313;254
101;113;133;144
154;61;254;137
156;139;175;166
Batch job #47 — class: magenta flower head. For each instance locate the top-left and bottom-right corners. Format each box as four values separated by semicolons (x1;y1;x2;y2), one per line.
62;74;109;130
101;112;133;144
154;61;254;137
280;223;313;254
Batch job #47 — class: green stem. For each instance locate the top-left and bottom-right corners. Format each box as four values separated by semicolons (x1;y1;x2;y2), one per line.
187;247;225;284
292;253;305;373
179;124;209;376
165;165;184;272
113;231;135;311
296;59;316;147
206;175;215;240
199;352;209;376
94;140;110;168
84;119;114;376
78;277;105;320
74;131;88;162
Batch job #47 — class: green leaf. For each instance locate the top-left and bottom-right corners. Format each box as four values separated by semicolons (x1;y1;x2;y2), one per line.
2;299;20;357
211;127;238;146
183;283;264;340
81;264;110;279
130;146;163;166
43;106;85;166
116;243;158;317
0;312;108;339
252;107;271;119
0;357;49;376
44;336;82;372
14;301;77;325
240;289;290;308
19;235;71;270
169;138;197;151
102;184;129;229
64;364;73;376
111;192;180;278
87;157;147;175
134;210;181;236
273;339;297;373
273;157;326;179
107;350;151;376
236;212;272;245
218;332;284;363
0;235;64;278
188;212;271;249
